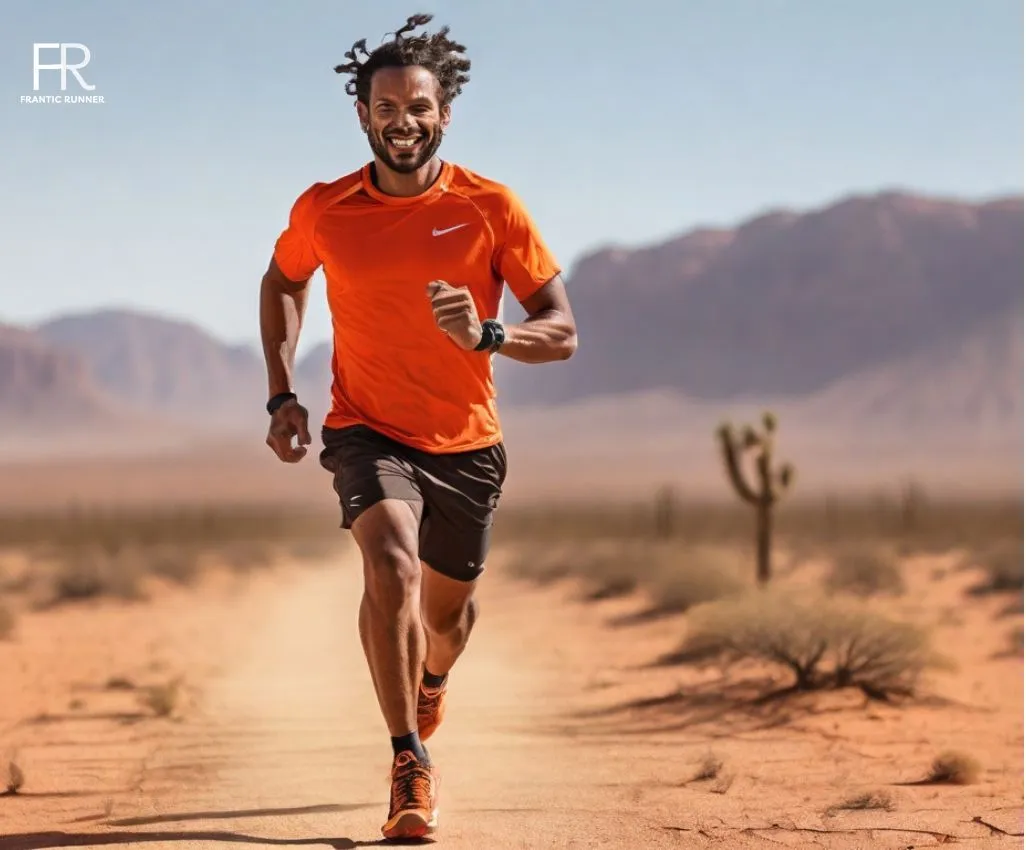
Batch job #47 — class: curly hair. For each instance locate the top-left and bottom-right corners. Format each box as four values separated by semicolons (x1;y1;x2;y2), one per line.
333;13;471;106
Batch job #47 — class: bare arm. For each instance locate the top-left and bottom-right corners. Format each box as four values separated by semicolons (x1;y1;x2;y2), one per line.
497;275;577;363
260;256;311;398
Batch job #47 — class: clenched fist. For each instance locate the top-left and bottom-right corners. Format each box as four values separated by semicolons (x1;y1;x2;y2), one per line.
266;397;311;463
427;280;483;351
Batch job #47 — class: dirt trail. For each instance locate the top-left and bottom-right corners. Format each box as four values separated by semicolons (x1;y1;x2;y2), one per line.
1;548;1022;848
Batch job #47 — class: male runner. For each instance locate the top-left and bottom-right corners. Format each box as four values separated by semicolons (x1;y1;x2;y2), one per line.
258;13;577;841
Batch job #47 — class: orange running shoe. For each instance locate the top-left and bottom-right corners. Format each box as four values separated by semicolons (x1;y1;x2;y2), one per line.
417;681;447;741
381;750;439;840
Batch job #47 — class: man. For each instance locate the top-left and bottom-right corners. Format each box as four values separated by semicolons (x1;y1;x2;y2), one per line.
258;13;577;842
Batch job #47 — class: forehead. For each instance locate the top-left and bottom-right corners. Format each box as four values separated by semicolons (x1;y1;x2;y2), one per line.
369;65;440;103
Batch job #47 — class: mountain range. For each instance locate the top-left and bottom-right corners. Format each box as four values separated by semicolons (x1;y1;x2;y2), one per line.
2;189;1021;488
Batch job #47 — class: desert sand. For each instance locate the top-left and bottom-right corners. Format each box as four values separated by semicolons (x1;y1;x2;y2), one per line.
0;540;1022;849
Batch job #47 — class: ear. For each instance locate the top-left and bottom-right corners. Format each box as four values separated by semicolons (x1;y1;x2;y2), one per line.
440;102;452;130
355;100;369;131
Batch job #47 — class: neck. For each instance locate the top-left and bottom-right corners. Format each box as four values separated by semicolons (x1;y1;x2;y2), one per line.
372;156;443;197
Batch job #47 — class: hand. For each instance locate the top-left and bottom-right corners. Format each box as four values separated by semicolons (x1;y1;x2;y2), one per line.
266;398;312;463
427;280;483;351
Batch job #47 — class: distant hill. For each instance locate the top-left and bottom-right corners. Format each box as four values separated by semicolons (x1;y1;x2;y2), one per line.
496;191;1023;405
0;322;112;425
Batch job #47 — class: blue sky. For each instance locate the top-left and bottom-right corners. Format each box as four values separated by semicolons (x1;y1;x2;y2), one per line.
2;0;1022;348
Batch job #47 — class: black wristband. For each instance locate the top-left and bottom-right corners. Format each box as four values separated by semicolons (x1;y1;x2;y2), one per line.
266;392;297;415
474;319;506;353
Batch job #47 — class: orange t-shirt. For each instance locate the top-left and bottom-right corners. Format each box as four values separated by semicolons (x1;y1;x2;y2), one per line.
273;160;560;454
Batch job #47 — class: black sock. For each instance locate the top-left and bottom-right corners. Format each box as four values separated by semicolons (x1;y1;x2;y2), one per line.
391;731;430;763
422;669;447;689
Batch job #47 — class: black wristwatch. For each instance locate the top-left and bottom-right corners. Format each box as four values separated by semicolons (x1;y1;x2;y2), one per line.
266;392;297;415
474;319;506;354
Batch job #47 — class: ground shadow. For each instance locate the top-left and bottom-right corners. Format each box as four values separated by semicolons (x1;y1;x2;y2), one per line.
0;831;429;850
605;605;686;629
109;803;379;826
22;711;149;726
0;791;100;800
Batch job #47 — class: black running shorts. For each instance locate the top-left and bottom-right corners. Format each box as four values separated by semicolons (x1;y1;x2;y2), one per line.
319;425;507;582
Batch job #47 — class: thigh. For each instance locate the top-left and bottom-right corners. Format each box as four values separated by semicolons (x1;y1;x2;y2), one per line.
414;442;507;582
320;425;423;529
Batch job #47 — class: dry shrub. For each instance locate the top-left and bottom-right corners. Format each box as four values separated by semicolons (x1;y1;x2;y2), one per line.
646;544;746;613
827;790;895;814
44;548;144;606
512;539;747;611
3;756;24;795
825;545;905;597
681;591;942;698
927;751;981;785
690;753;723;782
140;677;182;717
966;540;1023;594
0;602;13;640
1007;626;1024;657
147;546;201;585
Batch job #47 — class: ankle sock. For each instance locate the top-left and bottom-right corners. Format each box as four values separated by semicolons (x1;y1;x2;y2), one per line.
391;731;430;763
422;669;447;689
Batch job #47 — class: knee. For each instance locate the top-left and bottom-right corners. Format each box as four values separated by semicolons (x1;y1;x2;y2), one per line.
425;595;478;637
363;545;420;608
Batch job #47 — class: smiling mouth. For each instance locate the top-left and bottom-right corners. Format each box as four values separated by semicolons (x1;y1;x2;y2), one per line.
387;134;424;153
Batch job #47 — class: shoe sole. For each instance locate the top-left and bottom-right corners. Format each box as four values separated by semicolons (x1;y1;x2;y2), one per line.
382;807;438;840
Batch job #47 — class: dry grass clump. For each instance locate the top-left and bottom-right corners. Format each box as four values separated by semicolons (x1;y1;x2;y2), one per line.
826;790;895;814
965;540;1024;595
0;505;345;607
645;544;746;613
679;590;943;698
926;750;981;785
689;753;723;782
139;677;183;718
824;545;905;597
43;548;147;606
0;602;14;640
505;537;746;614
2;754;24;795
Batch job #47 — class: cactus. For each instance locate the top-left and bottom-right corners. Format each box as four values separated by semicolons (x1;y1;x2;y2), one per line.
654;484;677;539
716;411;795;584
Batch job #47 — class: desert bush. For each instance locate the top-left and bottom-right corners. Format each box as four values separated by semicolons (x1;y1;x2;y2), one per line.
44;548;144;606
825;546;905;597
966;540;1024;594
0;603;13;640
927;751;981;785
140;677;182;717
680;591;941;698
0;505;345;605
827;790;895;814
1008;626;1024;657
503;541;582;585
689;753;723;782
646;544;746;613
3;756;24;795
829;608;937;698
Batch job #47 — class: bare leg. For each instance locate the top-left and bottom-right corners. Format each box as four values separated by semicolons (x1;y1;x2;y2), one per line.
351;499;425;737
421;561;479;678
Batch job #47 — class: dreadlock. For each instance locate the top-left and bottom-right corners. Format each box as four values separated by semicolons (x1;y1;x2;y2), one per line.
333;13;471;106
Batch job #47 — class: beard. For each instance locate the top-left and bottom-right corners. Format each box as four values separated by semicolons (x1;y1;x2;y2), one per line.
367;125;443;174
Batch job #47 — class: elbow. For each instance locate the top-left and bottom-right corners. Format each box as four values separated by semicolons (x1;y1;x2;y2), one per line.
558;330;578;360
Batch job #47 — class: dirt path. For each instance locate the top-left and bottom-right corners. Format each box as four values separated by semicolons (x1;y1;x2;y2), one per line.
1;548;1021;848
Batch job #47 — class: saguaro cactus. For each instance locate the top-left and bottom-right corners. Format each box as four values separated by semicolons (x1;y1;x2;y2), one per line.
716;412;795;584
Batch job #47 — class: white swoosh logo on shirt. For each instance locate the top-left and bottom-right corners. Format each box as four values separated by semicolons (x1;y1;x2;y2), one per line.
432;223;469;237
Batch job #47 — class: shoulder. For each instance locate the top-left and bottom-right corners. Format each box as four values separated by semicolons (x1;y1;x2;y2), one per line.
287;169;364;222
446;164;524;215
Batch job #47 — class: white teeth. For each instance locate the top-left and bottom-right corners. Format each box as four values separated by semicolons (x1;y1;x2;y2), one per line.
390;137;420;148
